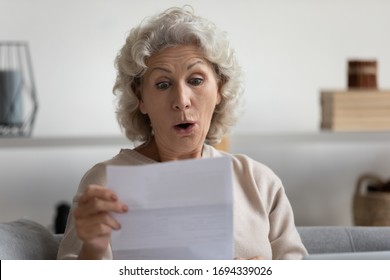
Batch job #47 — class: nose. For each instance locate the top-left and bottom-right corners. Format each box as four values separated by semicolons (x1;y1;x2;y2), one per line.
172;82;191;111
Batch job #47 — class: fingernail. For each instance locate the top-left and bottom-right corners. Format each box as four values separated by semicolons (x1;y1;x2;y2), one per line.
122;205;128;212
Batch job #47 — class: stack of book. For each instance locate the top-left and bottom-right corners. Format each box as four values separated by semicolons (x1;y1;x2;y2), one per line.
321;90;390;131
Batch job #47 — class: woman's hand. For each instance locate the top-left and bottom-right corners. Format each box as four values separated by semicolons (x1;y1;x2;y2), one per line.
73;184;128;259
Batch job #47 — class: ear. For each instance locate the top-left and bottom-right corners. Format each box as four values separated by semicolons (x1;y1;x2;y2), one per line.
216;73;227;106
216;86;222;105
139;99;147;115
138;90;148;115
133;80;147;115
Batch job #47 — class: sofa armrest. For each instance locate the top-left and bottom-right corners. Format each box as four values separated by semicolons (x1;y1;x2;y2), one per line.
0;219;60;260
297;226;390;254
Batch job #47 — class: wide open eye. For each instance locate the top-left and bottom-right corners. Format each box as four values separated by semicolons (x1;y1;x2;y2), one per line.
188;77;203;86
155;81;171;90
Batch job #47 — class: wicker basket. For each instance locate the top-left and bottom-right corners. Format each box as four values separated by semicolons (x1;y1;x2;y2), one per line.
353;174;390;226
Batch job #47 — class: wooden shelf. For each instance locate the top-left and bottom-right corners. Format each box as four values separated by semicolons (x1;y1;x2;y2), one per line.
0;135;131;148
1;131;390;148
230;131;390;144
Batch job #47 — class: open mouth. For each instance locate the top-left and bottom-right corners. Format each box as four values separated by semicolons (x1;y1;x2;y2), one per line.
174;122;195;132
176;123;192;129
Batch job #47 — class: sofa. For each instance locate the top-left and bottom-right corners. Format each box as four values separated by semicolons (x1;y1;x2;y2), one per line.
1;218;390;260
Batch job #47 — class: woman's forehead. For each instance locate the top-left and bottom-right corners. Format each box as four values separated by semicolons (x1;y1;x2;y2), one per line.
146;45;206;66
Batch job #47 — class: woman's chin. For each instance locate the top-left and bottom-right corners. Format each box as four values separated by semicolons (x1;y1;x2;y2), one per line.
162;136;205;156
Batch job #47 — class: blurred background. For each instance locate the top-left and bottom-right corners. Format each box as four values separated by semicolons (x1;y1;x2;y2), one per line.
1;0;390;230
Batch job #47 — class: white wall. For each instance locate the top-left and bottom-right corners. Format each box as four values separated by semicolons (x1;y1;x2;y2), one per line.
0;142;131;229
230;134;390;226
1;0;390;136
1;134;389;228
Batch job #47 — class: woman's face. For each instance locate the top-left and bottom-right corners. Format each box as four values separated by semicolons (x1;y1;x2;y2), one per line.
139;45;221;155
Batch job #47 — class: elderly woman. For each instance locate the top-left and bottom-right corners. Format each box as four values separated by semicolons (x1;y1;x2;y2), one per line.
57;7;307;260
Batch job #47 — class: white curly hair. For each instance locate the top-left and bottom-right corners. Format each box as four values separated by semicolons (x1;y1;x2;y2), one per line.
113;6;244;144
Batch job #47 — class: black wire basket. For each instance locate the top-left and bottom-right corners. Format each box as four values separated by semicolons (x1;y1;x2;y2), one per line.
0;41;38;137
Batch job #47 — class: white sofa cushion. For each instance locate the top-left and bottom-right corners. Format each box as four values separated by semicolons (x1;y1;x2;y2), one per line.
0;219;59;260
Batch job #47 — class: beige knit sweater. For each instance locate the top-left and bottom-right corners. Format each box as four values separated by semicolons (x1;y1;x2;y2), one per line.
57;144;307;260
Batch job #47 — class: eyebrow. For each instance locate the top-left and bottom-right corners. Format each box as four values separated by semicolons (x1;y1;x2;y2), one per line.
187;60;205;70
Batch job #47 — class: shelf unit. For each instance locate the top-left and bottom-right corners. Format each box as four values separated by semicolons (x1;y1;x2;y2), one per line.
1;131;390;149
